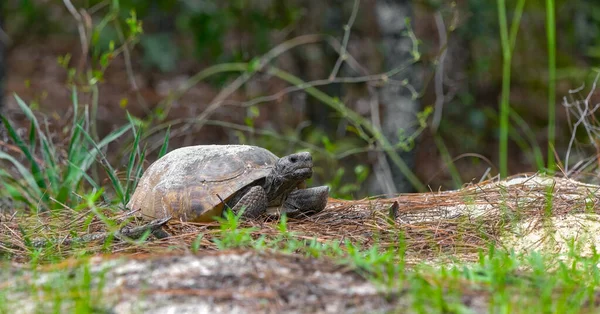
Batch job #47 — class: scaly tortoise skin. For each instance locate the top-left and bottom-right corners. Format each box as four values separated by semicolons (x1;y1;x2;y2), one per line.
127;145;329;222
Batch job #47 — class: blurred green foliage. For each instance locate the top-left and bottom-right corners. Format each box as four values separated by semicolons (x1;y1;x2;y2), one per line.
6;0;600;193
0;6;146;211
6;0;302;71
83;0;302;71
435;0;600;172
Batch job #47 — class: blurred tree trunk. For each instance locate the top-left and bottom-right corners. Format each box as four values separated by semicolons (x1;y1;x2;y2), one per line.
288;0;420;196
370;0;420;195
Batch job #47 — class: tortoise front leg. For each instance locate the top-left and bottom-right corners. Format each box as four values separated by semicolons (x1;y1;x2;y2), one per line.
230;185;268;219
281;186;329;218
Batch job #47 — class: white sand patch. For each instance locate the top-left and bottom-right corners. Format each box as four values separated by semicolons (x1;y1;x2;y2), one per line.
399;174;600;224
502;213;600;258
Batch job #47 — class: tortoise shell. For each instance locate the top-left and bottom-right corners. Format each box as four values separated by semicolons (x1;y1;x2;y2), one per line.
127;145;279;222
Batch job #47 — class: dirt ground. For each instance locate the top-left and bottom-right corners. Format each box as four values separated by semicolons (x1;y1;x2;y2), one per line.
2;173;600;312
2;251;421;314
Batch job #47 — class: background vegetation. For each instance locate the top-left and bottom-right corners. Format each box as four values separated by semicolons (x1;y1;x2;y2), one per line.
2;1;600;312
3;0;599;201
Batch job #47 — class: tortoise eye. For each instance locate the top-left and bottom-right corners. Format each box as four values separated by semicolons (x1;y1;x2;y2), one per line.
289;156;298;163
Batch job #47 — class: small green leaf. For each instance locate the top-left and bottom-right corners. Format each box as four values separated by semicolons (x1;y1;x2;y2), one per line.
244;117;254;128
91;29;100;46
247;58;261;73
321;136;335;153
191;234;204;253
119;98;128;108
248;106;260;118
354;165;369;183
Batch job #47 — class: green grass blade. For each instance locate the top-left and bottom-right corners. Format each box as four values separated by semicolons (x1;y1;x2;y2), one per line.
546;0;556;174
33;130;59;202
509;110;545;170
55;116;86;204
509;0;526;53
77;123;132;178
37;121;60;197
13;94;42;132
497;0;526;178
128;146;146;203
67;161;108;204
126;112;141;156
434;134;462;189
13;95;62;192
42;120;59;163
0;152;43;202
61;115;86;201
0;181;31;206
96;124;132;148
71;87;79;131
28;121;36;154
124;144;139;199
65;116;88;173
40;139;60;199
0;115;46;190
0;171;39;207
57;123;132;206
66;117;85;165
77;125;128;205
158;126;170;158
497;0;511;178
124;113;141;199
10;96;62;202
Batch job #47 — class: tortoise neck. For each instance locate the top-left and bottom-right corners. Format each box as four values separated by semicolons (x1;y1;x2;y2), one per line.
263;172;297;202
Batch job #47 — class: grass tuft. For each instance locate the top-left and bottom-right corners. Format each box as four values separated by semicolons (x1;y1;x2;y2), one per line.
0;93;132;211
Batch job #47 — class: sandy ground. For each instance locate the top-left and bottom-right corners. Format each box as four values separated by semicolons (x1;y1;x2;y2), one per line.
2;173;600;312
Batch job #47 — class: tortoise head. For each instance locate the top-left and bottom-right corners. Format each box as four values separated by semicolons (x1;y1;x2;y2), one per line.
275;152;313;181
264;152;313;201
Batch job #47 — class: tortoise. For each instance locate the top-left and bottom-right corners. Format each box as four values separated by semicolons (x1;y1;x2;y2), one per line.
127;145;329;222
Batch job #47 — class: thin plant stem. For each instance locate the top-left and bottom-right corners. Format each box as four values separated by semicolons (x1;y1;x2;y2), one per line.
509;109;544;170
268;66;426;192
509;0;527;54
434;134;462;189
546;0;556;174
329;0;360;80
545;0;556;216
496;0;526;178
497;0;511;178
